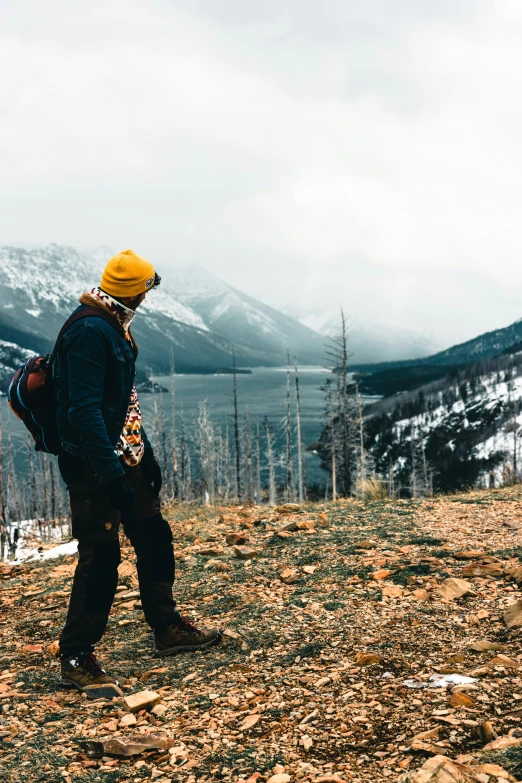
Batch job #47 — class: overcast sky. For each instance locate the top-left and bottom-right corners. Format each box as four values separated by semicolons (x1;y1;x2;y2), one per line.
2;0;522;344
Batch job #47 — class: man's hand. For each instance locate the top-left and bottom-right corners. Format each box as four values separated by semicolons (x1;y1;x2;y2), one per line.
141;448;163;497
108;474;135;512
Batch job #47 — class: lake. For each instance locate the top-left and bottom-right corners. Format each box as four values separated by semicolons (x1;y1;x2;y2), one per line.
3;366;370;496
142;366;332;486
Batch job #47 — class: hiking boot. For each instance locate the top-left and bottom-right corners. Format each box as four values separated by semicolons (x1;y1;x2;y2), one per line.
60;652;123;699
154;617;222;656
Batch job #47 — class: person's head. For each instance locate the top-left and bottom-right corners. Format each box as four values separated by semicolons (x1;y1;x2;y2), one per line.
99;249;161;310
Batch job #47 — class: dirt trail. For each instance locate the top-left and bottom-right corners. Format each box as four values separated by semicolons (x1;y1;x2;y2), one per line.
1;489;522;782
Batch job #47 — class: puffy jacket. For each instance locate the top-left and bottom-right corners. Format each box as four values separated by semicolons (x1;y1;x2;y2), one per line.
53;305;150;483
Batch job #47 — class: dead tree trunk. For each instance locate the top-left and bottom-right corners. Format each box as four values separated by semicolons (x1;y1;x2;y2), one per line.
285;351;293;501
294;357;305;503
170;350;179;499
232;352;241;502
328;385;337;501
264;418;276;506
355;382;367;485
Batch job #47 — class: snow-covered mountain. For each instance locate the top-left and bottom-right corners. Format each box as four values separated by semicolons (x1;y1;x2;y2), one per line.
364;347;522;492
0;245;327;388
164;266;326;365
282;303;444;363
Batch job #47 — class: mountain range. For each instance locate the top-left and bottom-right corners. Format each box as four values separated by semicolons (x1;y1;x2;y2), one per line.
4;243;522;401
355;316;522;397
0;244;327;388
282;303;445;363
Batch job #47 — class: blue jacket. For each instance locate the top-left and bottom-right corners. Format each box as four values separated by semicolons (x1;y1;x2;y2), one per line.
53;305;150;483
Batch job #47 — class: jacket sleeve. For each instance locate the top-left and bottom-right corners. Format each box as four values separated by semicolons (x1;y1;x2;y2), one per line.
65;323;126;483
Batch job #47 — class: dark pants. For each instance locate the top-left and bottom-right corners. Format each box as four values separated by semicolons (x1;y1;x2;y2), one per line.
58;455;180;656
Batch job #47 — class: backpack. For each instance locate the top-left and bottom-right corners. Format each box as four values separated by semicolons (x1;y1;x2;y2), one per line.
7;307;123;455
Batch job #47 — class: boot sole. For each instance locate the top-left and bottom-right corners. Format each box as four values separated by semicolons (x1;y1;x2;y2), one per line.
61;678;123;699
154;630;222;657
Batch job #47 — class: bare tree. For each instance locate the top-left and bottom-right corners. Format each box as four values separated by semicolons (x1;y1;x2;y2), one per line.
232;351;241;502
170;350;179;499
285;350;293;501
264;417;277;506
324;309;353;496
355;382;367;486
294;357;306;503
327;381;337;501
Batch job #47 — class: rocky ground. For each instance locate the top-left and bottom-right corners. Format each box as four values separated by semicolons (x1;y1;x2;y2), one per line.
1;489;522;783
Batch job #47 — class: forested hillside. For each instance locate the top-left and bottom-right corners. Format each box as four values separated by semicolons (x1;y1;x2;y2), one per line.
364;350;522;493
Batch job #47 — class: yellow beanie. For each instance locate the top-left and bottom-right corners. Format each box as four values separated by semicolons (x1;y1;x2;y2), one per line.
100;249;155;298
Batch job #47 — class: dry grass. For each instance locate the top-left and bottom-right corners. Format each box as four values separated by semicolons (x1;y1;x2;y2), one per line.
354;476;389;502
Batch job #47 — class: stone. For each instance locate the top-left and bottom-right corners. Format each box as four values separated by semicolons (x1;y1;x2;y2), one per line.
23;644;43;653
438;578;475;601
280;568;300;584
462;563;504;578
472;764;517;783
411;739;444;755
279;520;297;532
300;735;313;751
302;565;317;574
470;666;490;677
489;654;519;669
404;754;483;782
196;546;225;557
48;640;60;658
119;713;137;727
355;539;378;549
295;519;315;531
81;732;176;758
240;714;260;731
382;583;404;598
276;503;301;513
505;565;522;584
267;775;291;783
226;532;248;546
413;588;430;601
503;599;522;630
314;676;331;688
118;560;135;577
450;692;475;708
474;721;496;744
412;728;441;743
373;569;392;580
84;682;124;699
317;513;329;527
233;545;259;560
454;551;489;560
114;590;140;602
468;640;504;652
354;652;382;666
204;558;232;571
223;628;241;640
123;690;162;713
151;703;168;717
482;735;522;751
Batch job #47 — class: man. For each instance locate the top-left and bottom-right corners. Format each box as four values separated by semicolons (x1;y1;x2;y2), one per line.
54;249;220;697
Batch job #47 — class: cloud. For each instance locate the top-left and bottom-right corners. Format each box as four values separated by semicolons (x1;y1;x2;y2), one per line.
1;0;521;344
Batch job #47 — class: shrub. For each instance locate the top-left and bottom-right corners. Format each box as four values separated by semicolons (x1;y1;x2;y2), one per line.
355;476;388;502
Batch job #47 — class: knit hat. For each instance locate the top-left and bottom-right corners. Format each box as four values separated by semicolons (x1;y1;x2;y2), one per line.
100;249;155;298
